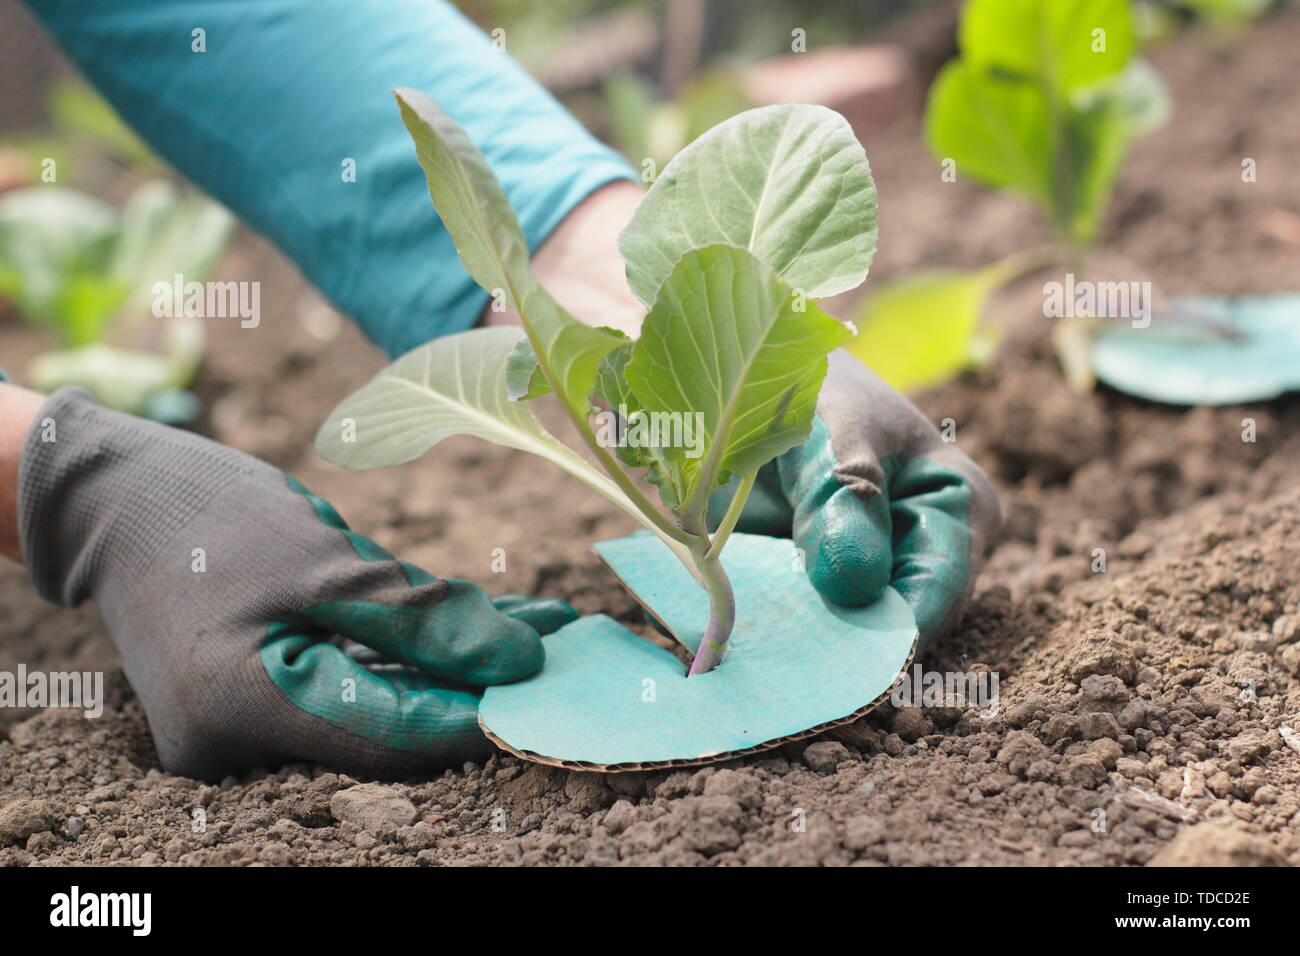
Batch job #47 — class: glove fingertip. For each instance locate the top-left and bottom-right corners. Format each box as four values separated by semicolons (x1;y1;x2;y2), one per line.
476;617;546;685
807;537;891;607
796;491;892;608
493;594;579;636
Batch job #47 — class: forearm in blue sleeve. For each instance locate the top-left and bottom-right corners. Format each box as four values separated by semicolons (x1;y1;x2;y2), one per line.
22;0;634;357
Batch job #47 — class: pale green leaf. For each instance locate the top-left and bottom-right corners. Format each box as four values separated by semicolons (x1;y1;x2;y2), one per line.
927;57;1132;244
594;342;638;414
618;105;877;307
315;327;684;558
395;89;624;415
1085;57;1171;138
395;89;530;302
54;274;130;347
29;344;174;414
594;343;685;509
926;61;1054;207
0;187;121;339
1060;94;1130;244
504;336;550;401
625;245;853;510
0;183;231;347
960;0;1136;93
847;268;1007;393
318;326;579;469
163;314;207;388
111;181;235;321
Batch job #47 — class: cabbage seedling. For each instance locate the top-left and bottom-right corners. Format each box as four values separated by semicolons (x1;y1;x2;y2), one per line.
926;0;1167;248
923;0;1169;388
317;91;878;675
0;181;233;420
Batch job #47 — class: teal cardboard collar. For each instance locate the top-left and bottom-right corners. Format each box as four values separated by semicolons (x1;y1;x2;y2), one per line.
1091;294;1300;405
479;532;917;771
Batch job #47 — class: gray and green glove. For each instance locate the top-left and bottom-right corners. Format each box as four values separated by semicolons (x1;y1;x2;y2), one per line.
712;352;1001;653
19;388;574;780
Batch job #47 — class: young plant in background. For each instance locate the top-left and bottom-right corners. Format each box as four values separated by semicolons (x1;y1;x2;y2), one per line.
43;77;161;175
1;78;160;192
604;68;754;174
929;0;1167;246
1174;0;1276;34
0;180;234;420
318;92;877;676
850;0;1169;394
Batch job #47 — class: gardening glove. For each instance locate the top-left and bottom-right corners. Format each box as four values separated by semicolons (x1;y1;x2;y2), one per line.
18;388;575;780
712;352;1001;653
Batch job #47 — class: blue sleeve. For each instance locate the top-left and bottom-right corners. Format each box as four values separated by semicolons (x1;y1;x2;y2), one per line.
21;0;635;358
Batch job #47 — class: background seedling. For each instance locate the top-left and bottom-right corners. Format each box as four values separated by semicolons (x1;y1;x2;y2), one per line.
1175;0;1275;34
318;92;877;675
604;68;754;173
927;0;1162;249
857;0;1171;393
0;180;233;420
0;78;160;192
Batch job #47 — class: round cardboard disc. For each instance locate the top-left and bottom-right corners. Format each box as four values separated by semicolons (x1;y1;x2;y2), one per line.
479;533;917;770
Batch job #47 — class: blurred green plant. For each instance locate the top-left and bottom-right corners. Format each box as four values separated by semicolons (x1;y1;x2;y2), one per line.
1132;0;1275;46
1176;0;1274;32
0;181;234;420
872;0;1173;392
45;77;158;172
604;69;754;172
4;78;159;188
927;0;1167;248
457;0;647;73
847;252;1056;393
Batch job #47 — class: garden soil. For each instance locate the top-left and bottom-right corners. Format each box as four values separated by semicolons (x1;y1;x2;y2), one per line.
3;8;1300;866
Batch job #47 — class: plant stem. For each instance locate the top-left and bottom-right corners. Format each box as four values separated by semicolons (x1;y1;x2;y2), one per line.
501;276;695;554
984;244;1060;287
1053;243;1098;393
1037;17;1078;245
676;472;755;676
686;547;735;676
573;419;695;548
706;471;756;559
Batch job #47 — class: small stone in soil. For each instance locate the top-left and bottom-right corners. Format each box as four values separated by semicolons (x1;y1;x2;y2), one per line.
803;741;853;772
329;783;417;835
